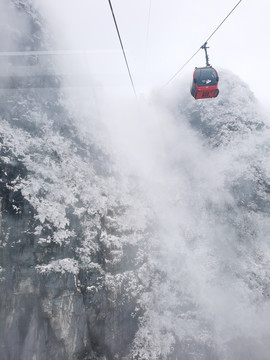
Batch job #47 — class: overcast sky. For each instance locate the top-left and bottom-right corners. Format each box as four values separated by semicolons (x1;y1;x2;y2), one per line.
39;0;269;107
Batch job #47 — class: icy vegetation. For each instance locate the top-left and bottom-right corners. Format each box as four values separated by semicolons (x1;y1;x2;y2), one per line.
1;1;270;359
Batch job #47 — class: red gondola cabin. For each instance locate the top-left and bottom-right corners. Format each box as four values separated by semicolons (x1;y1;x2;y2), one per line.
191;66;219;100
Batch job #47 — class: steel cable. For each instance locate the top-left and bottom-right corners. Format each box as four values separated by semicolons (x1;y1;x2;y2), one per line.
164;0;243;87
107;0;138;99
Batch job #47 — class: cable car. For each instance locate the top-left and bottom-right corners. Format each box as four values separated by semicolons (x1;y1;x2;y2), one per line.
191;42;219;100
191;66;219;99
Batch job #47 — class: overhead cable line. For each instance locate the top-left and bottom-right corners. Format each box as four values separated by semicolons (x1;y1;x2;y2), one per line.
107;0;138;99
164;0;243;87
146;0;152;52
144;0;152;74
0;50;120;57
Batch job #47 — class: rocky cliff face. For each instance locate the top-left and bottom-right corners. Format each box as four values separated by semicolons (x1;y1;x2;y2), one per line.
0;2;152;359
1;1;270;360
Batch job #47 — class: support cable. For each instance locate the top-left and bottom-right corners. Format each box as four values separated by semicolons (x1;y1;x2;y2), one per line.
0;50;120;56
146;0;152;53
107;0;138;99
164;0;243;87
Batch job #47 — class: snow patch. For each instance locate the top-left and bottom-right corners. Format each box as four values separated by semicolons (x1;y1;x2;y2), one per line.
36;258;79;275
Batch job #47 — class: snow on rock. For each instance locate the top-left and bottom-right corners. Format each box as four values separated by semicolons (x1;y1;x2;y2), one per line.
36;258;79;275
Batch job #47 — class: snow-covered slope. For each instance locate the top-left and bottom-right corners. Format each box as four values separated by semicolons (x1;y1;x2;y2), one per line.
1;1;270;360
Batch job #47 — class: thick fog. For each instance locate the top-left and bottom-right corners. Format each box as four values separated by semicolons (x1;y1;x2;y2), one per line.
2;1;270;359
97;81;270;359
